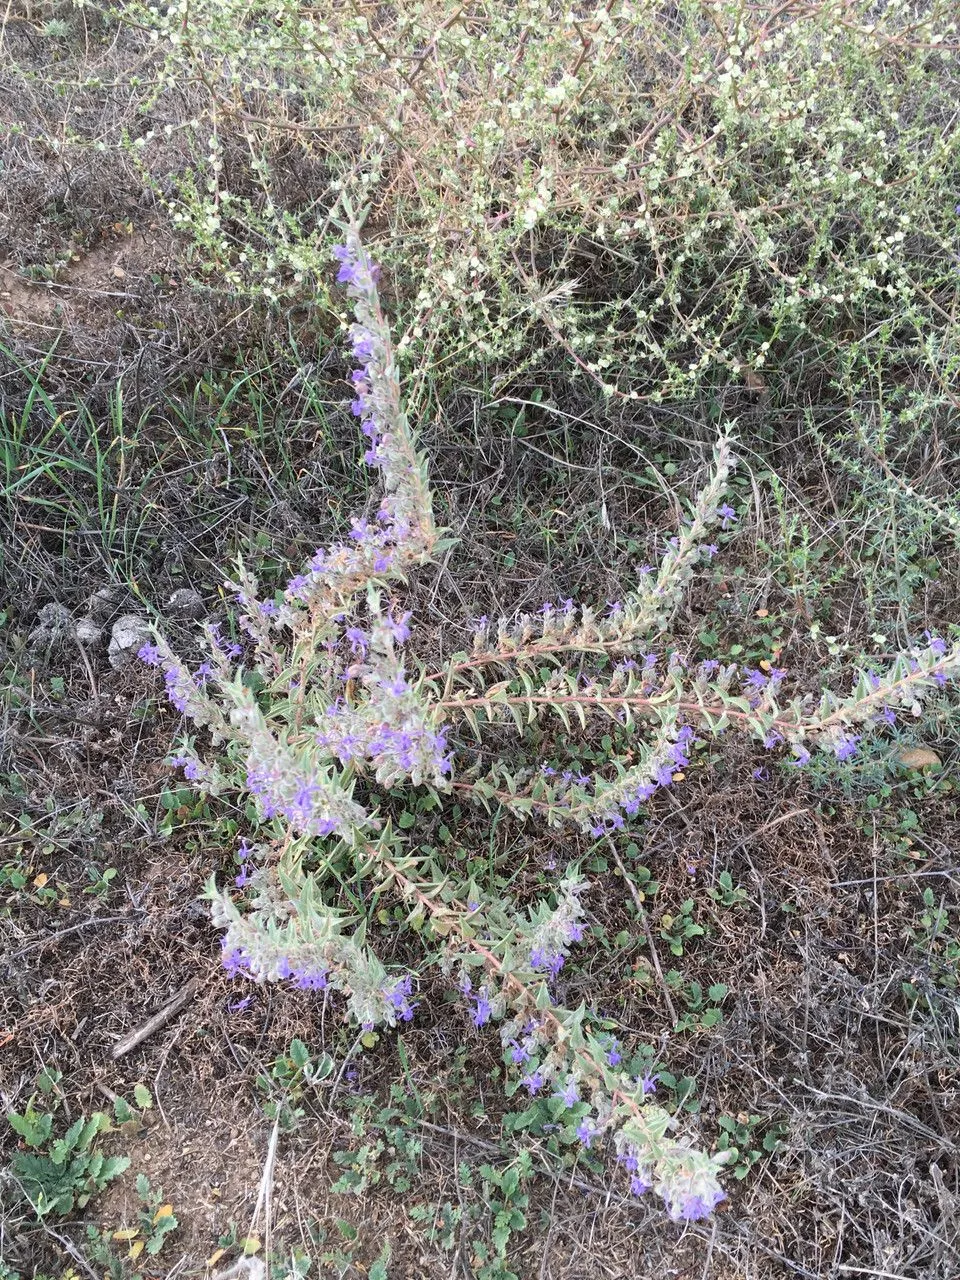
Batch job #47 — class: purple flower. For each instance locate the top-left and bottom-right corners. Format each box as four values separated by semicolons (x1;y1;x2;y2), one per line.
575;1118;598;1148
259;600;279;617
383;974;416;1022
833;733;860;763
530;947;565;979
163;667;190;712
333;243;363;287
286;574;311;600
791;745;811;767
387;610;412;644
222;945;251;978
138;642;162;666
508;1040;531;1066
924;631;948;657
630;1172;653;1196
640;1069;658;1096
380;673;409;697
293;966;329;991
704;544;719;558
718;502;737;529
471;990;492;1027
521;1070;545;1095
350;325;376;360
346;626;368;656
762;730;782;750
228;996;252;1013
171;754;202;782
606;1040;622;1067
289;780;319;823
554;1076;579;1107
666;1187;726;1221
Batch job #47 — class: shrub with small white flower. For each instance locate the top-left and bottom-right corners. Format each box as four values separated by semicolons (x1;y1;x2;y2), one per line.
141;228;960;1224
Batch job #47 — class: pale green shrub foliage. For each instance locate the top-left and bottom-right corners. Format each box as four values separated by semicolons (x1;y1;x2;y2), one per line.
112;0;960;404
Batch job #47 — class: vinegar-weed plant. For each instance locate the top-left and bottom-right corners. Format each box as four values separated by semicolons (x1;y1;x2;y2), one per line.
141;225;960;1224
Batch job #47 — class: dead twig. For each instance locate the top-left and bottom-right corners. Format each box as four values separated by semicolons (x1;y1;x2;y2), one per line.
110;977;198;1060
607;836;678;1025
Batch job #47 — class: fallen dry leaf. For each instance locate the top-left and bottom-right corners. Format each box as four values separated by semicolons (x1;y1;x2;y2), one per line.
896;746;941;769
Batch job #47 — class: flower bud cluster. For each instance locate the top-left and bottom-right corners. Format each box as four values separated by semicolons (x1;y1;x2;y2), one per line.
517;873;588;980
315;595;452;788
209;871;416;1029
281;234;437;616
238;704;374;840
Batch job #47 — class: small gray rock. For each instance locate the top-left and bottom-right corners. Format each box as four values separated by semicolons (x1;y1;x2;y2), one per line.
28;602;76;652
87;585;123;622
167;587;206;620
108;614;152;670
76;617;103;647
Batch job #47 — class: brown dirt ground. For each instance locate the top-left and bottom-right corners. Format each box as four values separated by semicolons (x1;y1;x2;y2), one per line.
3;621;960;1278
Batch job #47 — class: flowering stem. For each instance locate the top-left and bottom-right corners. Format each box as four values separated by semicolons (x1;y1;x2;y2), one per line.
380;856;677;1160
426;639;632;686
